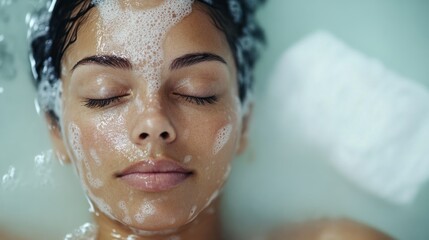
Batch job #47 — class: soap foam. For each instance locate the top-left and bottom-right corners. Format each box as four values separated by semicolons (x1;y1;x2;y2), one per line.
95;108;151;162
68;123;104;189
183;155;192;164
135;201;156;224
213;124;233;155
33;150;54;186
89;149;102;167
1;166;18;190
119;200;132;224
95;0;194;94
64;222;97;240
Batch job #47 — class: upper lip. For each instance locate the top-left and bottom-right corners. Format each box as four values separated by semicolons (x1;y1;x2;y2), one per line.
116;158;193;177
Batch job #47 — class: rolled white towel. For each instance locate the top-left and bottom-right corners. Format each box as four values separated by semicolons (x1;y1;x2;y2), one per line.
269;30;429;205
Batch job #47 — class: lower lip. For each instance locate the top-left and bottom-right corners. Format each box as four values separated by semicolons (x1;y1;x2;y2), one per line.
120;172;191;192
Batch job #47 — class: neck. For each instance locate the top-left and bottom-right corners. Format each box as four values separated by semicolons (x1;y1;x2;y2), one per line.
95;198;223;240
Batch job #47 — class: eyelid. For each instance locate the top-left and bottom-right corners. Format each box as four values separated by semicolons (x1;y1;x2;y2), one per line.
173;93;218;105
82;93;130;109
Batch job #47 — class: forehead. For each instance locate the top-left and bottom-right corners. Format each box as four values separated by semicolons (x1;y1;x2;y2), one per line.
62;1;234;71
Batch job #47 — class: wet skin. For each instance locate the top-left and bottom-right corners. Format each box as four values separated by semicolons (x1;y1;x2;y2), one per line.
49;1;248;239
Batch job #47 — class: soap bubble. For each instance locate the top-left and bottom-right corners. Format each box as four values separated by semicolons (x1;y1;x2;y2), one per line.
64;222;97;240
1;165;19;190
34;149;55;186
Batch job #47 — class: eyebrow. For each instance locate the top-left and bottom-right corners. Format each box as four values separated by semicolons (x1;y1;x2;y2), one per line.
169;52;227;70
71;55;133;72
71;52;226;72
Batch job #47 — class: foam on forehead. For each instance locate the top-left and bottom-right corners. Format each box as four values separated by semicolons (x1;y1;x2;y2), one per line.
94;0;194;93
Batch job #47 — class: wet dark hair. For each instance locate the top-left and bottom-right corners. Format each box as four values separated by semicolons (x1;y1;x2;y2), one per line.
30;0;266;121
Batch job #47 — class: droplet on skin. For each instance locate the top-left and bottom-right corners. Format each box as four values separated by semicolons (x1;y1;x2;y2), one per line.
85;195;96;213
188;205;197;220
110;230;122;238
126;234;138;240
223;164;231;180
203;189;220;210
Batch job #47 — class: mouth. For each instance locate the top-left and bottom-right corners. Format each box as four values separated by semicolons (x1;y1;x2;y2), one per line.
116;159;193;192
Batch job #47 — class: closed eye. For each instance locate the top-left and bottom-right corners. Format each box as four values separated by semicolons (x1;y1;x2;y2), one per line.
83;94;129;108
174;93;218;105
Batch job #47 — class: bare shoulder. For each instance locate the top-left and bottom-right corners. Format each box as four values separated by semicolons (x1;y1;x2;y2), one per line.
265;218;394;240
0;228;26;240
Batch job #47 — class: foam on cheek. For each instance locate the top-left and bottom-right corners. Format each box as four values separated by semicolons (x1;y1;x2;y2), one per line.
67;123;114;220
89;149;102;167
212;124;233;155
68;123;85;162
67;123;104;189
95;0;194;94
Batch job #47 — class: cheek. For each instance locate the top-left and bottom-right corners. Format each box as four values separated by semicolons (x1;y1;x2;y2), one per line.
213;123;234;155
64;122;104;189
191;108;240;183
63;119;128;221
93;107;147;163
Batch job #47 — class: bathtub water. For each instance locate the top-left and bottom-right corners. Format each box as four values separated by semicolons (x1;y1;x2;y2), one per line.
1;0;429;239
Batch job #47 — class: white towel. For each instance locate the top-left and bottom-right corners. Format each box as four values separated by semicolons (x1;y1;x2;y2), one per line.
268;30;429;205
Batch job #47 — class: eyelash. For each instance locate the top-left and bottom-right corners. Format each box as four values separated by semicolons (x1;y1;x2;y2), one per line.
83;94;218;109
174;94;218;105
83;95;126;108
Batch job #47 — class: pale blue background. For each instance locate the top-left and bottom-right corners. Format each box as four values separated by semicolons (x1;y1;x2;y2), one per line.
1;0;428;239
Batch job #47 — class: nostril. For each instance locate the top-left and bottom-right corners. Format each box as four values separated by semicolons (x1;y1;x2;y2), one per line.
160;131;170;140
140;132;149;140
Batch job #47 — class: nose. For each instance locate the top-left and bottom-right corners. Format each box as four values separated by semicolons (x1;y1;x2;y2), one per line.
131;105;176;144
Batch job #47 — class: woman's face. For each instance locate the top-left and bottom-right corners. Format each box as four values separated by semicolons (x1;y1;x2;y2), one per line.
52;0;247;232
